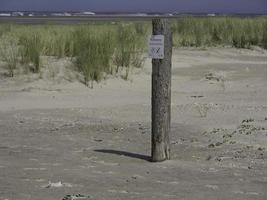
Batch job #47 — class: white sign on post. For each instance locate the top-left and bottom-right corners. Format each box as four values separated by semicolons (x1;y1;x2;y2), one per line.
148;35;164;59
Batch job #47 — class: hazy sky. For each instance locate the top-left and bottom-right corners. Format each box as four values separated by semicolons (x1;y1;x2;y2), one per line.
0;0;267;14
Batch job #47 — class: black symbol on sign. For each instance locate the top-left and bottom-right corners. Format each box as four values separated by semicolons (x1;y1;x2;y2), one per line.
151;47;161;54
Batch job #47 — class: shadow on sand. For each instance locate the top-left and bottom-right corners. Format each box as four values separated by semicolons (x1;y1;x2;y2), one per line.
94;149;151;162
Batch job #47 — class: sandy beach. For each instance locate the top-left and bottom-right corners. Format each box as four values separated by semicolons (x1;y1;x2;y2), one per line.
0;47;267;200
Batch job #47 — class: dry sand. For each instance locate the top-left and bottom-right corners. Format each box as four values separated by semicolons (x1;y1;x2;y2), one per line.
0;47;267;200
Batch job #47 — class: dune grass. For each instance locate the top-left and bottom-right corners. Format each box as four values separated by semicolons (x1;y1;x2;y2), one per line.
172;17;267;49
19;31;42;73
0;22;147;84
0;33;20;77
114;24;137;79
0;17;266;84
263;22;267;49
73;26;116;87
0;23;12;37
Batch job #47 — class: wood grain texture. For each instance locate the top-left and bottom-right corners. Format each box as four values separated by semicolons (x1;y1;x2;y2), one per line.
151;19;172;162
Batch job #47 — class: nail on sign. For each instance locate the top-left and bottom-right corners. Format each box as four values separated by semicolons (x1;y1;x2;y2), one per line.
148;35;164;59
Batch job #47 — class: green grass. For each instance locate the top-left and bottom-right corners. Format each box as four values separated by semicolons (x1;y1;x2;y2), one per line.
73;26;115;87
19;30;42;73
172;17;267;49
0;33;19;77
114;24;136;79
0;23;12;37
113;23;147;79
262;22;267;49
0;17;266;83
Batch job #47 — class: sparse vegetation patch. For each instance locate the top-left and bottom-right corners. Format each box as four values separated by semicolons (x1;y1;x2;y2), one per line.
0;34;20;77
0;17;266;84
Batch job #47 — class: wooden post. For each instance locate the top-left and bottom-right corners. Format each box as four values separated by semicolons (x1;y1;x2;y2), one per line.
151;19;172;162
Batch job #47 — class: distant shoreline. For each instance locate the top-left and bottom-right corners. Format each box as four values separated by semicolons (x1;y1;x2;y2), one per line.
0;11;266;16
0;14;266;25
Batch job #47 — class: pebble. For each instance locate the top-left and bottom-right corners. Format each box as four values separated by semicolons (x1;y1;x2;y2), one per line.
215;142;223;146
206;155;212;161
62;194;90;200
208;143;215;148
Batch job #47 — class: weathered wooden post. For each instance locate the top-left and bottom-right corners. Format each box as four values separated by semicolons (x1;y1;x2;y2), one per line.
151;19;172;162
